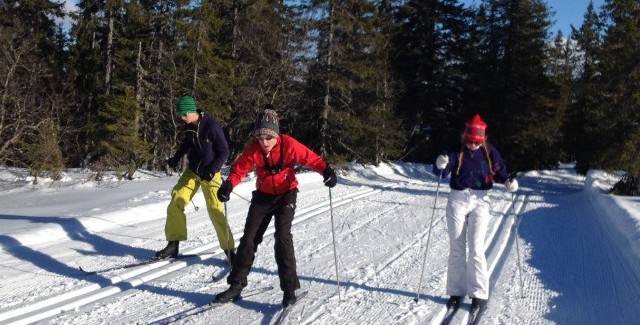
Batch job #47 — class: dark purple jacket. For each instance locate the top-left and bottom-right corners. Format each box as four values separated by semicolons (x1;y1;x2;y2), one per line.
433;143;509;190
172;111;229;176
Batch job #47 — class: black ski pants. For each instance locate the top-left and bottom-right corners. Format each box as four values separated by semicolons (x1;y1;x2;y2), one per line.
227;189;300;292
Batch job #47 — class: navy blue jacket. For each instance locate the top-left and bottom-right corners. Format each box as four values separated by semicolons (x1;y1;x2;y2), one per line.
172;111;229;176
433;143;509;190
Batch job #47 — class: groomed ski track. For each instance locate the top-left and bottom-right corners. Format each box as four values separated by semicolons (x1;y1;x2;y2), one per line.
0;184;386;324
1;165;639;324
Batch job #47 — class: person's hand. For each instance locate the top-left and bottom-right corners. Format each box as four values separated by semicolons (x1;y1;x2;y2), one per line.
167;157;179;171
435;154;449;170
323;166;337;188
505;178;519;192
199;171;213;182
217;180;233;202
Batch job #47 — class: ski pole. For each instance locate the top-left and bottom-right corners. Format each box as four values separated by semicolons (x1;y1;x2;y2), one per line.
511;193;525;298
212;180;251;203
328;187;341;302
224;201;232;269
414;170;444;303
192;200;199;211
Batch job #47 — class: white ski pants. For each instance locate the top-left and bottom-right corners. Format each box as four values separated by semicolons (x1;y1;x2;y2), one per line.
445;188;491;299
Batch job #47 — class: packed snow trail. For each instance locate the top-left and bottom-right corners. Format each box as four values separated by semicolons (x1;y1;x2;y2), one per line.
0;164;639;324
483;170;640;324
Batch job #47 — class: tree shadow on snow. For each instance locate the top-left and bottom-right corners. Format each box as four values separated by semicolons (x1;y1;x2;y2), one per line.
0;234;114;286
0;214;155;282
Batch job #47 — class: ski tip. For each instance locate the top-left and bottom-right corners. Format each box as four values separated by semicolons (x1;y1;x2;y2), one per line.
78;266;96;275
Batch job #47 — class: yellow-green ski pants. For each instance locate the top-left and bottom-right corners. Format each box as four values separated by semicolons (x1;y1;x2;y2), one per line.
165;168;234;250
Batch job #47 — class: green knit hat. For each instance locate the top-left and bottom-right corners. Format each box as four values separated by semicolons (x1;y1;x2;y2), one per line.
176;96;197;117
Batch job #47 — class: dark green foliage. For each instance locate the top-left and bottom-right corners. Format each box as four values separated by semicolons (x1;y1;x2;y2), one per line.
392;0;470;162
96;91;152;180
302;0;405;165
610;173;640;196
25;119;66;184
0;0;636;193
570;2;604;175
596;0;640;193
0;0;67;166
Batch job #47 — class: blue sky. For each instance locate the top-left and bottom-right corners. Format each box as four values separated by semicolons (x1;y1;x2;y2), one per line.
461;0;606;36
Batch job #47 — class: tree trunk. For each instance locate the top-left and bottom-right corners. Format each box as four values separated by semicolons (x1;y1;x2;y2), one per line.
104;9;115;96
321;1;335;158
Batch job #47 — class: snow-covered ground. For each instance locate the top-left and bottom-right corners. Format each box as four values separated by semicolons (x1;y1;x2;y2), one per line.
0;162;638;325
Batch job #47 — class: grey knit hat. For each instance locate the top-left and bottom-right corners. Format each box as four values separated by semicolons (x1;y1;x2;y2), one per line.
253;108;279;138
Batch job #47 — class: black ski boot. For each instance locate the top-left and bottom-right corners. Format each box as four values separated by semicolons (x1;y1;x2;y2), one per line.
154;241;179;260
214;283;244;303
446;295;462;309
282;290;297;307
224;248;236;264
470;297;486;312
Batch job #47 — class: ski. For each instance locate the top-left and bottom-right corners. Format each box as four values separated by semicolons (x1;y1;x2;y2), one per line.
149;285;275;325
441;303;461;325
467;301;487;325
78;254;200;275
273;291;309;325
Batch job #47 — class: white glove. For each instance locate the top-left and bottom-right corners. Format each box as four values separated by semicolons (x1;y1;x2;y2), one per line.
505;178;519;192
435;154;449;170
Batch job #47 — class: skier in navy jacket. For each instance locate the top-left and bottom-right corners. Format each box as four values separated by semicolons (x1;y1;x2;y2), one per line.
433;114;518;312
154;96;235;261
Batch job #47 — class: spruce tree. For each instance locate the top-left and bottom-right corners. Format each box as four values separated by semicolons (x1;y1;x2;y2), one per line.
570;2;604;174
304;0;404;164
598;0;640;194
548;30;576;163
25;119;65;184
0;0;66;165
96;91;152;180
393;0;470;162
468;0;559;171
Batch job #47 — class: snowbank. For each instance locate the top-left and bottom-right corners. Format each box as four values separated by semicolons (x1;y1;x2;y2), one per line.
585;170;640;277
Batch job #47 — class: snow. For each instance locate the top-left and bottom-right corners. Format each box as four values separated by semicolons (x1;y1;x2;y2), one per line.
0;163;639;325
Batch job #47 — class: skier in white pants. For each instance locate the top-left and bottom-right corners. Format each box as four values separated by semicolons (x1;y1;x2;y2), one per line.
434;114;518;312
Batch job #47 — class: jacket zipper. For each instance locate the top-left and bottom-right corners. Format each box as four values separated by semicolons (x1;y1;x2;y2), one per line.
195;119;203;174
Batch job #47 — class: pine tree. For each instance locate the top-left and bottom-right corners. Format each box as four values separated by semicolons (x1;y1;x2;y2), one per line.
548;30;576;163
25;119;65;184
393;0;470;162
468;0;560;171
570;2;604;174
96;91;152;180
68;0;110;165
304;0;404;164
598;0;640;194
0;0;66;165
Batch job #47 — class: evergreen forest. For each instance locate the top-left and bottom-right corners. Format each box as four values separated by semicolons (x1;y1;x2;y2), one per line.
0;0;638;193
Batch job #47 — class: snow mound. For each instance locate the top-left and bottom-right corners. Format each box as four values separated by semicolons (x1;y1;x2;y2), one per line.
585;170;640;278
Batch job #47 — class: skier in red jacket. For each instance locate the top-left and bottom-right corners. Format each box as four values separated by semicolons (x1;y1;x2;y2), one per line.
214;106;337;307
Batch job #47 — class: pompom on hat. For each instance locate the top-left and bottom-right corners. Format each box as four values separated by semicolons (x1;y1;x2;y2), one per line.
176;96;198;117
464;114;487;143
253;107;280;138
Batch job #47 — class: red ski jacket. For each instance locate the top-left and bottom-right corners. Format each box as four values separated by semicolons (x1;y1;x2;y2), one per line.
227;134;328;195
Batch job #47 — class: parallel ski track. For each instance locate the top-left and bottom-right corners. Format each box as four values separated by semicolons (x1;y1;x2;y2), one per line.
429;194;530;325
288;183;451;325
0;185;394;325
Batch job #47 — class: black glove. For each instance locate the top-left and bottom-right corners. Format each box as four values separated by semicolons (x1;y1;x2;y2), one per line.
323;166;337;188
217;180;233;202
167;157;179;171
199;171;214;182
